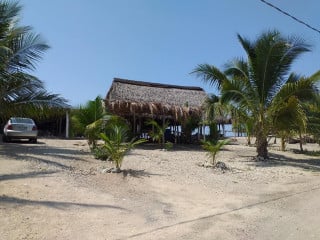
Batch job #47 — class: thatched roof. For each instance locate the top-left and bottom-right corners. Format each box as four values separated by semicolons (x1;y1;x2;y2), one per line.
105;78;208;120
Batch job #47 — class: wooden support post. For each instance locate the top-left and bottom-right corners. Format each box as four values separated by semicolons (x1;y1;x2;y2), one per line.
65;110;69;139
162;117;165;145
133;111;136;136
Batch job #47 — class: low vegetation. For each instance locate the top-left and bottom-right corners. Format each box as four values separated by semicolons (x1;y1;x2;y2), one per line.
201;139;230;167
99;123;146;172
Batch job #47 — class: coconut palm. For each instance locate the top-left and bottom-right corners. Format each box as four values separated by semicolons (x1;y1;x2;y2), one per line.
304;92;320;144
100;123;146;172
193;30;319;159
0;1;67;123
85;112;128;149
146;119;169;146
306;103;320;144
272;95;306;151
202;94;220;140
271;72;320;151
0;1;49;72
230;106;254;144
71;96;105;138
203;94;220;123
203;94;231;140
0;72;67;122
201;139;229;166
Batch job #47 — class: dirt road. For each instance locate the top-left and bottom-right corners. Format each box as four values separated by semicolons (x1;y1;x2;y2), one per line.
1;138;320;239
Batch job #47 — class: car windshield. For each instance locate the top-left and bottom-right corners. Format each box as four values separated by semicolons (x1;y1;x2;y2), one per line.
11;118;34;124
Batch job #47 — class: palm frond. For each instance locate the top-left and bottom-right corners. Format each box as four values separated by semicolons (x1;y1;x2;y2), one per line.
224;58;249;80
8;32;49;71
191;63;227;90
238;30;311;107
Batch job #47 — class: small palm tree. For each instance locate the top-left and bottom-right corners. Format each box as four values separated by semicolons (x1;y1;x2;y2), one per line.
201;139;229;166
146;119;169;146
100;123;146;173
85;118;104;148
305;101;320;145
71;96;106;146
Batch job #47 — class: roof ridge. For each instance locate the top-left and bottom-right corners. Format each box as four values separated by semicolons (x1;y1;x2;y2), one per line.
113;78;204;91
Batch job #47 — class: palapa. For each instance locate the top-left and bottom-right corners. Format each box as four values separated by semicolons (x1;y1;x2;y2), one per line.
105;78;207;121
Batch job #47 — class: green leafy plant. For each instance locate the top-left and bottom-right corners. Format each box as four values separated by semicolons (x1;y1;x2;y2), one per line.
92;145;110;160
164;141;173;151
181;115;201;143
146;119;169;146
71;96;105;138
201;139;229;166
100;123;146;173
85;118;104;148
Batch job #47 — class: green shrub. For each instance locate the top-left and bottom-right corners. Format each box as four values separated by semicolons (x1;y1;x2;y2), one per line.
201;139;229;166
92;146;110;160
164;141;173;151
100;123;146;172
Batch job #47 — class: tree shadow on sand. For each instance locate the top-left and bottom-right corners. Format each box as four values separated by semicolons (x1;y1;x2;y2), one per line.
0;140;90;171
0;141;88;161
0;170;57;181
251;152;320;172
0;195;129;211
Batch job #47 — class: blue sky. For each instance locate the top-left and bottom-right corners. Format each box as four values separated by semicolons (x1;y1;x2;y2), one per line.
19;0;320;107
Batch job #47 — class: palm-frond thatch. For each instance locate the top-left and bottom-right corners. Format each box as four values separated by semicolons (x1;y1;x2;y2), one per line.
105;78;207;120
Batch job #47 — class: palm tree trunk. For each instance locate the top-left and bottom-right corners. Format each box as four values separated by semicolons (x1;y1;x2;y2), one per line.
280;137;286;151
212;154;217;166
162;118;165;146
299;131;304;152
115;160;121;173
256;128;268;160
247;134;251;145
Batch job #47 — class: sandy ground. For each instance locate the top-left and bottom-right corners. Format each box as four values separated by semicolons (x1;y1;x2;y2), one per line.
1;137;320;240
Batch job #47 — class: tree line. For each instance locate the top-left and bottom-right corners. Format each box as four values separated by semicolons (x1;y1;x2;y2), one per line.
0;1;67;128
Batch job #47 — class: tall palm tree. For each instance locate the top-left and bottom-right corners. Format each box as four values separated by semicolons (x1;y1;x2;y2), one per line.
0;1;67;123
193;30;319;159
0;1;49;72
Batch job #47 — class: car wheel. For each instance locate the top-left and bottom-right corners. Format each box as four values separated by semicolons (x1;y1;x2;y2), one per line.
2;135;7;142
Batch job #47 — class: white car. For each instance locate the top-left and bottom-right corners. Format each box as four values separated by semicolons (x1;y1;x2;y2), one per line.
3;117;38;143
